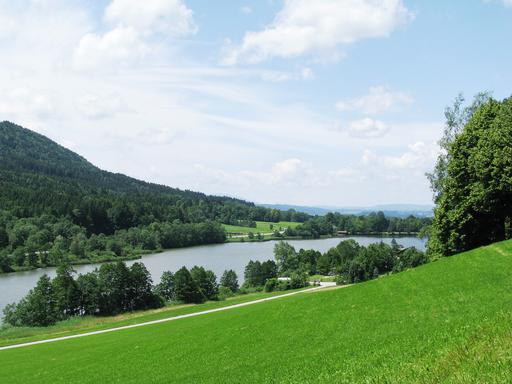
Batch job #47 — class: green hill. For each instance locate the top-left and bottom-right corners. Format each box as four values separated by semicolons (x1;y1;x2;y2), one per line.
0;121;308;271
1;240;511;383
0;121;282;227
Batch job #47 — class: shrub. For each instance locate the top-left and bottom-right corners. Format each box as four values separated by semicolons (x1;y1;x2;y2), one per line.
290;272;308;289
264;278;278;292
218;286;234;300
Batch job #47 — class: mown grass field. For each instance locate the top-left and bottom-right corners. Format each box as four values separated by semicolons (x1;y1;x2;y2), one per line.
0;289;310;348
2;241;512;383
222;220;301;234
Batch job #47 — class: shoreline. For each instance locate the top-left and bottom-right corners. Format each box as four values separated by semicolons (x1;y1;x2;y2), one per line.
1;233;423;275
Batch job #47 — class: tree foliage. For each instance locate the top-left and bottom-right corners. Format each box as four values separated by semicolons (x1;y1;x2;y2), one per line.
173;267;205;304
3;261;164;326
427;95;512;256
220;269;239;293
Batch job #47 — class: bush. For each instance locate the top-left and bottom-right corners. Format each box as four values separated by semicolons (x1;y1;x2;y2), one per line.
290;272;308;289
238;285;263;295
335;274;348;286
218;286;234;300
264;278;278;292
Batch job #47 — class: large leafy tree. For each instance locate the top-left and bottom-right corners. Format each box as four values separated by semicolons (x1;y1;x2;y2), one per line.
53;264;81;316
3;274;60;326
190;266;218;300
174;266;204;304
156;271;176;301
220;270;239;292
428;95;512;256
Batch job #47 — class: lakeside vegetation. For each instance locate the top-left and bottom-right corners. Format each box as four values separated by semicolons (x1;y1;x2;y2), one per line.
2;237;425;328
2;240;511;382
239;239;426;292
2;261;244;327
224;215;430;241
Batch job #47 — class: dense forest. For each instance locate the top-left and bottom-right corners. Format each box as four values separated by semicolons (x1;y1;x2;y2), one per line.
0;121;309;228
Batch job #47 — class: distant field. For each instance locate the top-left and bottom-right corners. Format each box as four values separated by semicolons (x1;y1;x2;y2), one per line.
308;274;336;282
2;241;512;383
222;221;301;234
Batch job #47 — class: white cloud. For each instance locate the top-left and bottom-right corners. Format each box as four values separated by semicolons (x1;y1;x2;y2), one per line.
223;0;413;64
0;12;16;39
0;1;440;206
193;158;329;193
336;86;413;114
241;6;253;14
260;68;315;82
382;142;438;170
76;93;130;119
268;158;310;184
261;71;293;82
348;118;389;138
0;87;55;118
73;0;196;70
73;27;149;70
363;141;438;171
501;0;512;7
301;67;314;80
105;0;197;36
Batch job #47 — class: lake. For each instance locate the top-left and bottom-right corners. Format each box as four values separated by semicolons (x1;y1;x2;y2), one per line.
0;236;425;317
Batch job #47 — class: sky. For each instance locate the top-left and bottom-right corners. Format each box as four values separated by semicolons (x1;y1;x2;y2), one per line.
0;0;511;207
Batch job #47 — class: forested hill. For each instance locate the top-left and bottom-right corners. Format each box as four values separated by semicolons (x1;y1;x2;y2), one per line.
0;121;300;233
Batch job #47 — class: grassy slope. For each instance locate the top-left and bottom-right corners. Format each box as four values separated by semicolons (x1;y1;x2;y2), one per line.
0;289;310;347
2;241;512;383
223;221;301;234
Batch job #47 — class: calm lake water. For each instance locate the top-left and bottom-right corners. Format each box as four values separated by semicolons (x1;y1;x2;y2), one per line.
0;236;425;317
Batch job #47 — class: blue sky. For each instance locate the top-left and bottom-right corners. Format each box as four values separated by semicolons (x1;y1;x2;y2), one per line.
0;0;511;206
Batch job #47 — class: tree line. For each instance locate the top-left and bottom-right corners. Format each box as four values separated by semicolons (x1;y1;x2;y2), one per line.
240;239;426;294
285;212;431;238
242;258;309;293
241;240;427;290
0;212;226;272
3;262;241;327
274;240;426;284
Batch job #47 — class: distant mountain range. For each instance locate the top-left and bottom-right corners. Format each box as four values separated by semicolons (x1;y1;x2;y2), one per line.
258;203;434;218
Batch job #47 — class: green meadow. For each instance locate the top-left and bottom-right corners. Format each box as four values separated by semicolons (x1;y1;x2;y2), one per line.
0;289;310;348
1;241;512;383
222;221;301;234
